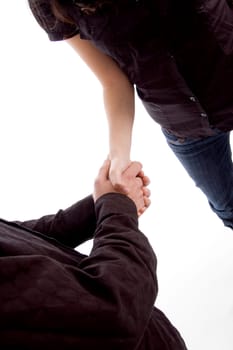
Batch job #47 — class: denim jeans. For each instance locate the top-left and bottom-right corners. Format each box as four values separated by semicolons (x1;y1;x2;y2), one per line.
162;128;233;229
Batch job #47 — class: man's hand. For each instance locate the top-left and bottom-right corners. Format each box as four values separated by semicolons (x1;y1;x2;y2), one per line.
93;160;151;216
93;160;116;201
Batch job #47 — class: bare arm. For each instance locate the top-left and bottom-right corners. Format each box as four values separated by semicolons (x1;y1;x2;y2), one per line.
66;35;135;191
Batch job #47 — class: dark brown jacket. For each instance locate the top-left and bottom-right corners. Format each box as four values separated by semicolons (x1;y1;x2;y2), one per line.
0;193;187;349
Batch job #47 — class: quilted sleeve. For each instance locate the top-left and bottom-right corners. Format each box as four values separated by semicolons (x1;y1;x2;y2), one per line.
14;195;96;247
77;192;158;348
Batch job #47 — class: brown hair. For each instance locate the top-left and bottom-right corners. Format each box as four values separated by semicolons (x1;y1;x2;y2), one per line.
50;1;75;24
51;0;112;23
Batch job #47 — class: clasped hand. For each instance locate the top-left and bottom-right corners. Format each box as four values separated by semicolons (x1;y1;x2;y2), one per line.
93;159;151;216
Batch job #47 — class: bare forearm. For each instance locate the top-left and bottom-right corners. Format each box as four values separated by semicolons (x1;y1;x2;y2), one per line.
65;36;137;187
103;80;135;161
66;36;134;161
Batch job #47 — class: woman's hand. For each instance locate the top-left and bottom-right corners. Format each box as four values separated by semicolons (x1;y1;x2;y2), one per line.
120;161;151;216
108;158;151;215
108;157;131;194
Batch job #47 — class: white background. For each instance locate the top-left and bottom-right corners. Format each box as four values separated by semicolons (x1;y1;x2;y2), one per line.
0;1;233;349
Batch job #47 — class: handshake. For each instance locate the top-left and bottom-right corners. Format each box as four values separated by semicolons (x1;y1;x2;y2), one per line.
93;159;151;216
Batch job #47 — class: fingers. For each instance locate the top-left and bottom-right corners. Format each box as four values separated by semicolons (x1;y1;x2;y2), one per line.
138;170;151;186
138;197;151;216
137;185;151;216
118;162;143;194
123;161;143;178
101;158;151;216
143;186;151;197
142;175;150;186
116;161;151;216
144;196;151;208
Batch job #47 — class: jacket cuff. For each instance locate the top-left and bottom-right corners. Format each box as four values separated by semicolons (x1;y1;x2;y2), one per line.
95;193;138;226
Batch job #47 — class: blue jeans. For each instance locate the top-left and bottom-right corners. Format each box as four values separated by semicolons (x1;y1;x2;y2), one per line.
162;128;233;229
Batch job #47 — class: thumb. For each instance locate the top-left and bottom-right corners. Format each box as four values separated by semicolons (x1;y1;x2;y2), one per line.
97;159;111;181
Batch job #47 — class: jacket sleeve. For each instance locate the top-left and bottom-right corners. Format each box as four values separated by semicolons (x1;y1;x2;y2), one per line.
75;192;158;349
14;195;96;248
0;193;158;349
28;0;80;41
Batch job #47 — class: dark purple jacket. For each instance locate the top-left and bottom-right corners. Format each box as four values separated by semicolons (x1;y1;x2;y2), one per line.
29;0;233;138
0;193;187;349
